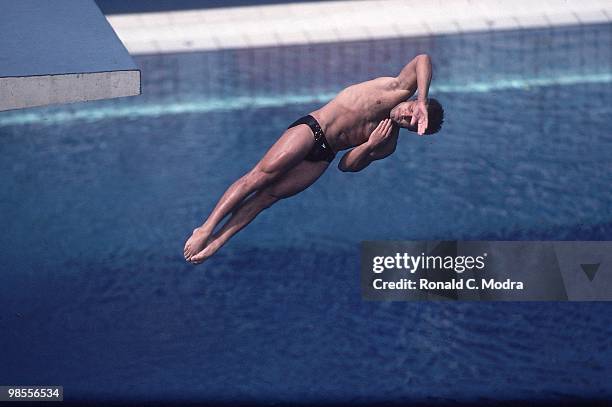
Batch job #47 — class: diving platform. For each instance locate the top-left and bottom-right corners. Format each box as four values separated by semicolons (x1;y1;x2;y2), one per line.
0;0;140;112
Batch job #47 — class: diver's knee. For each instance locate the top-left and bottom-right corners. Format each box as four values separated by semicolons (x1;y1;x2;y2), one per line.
259;190;280;208
242;167;272;189
257;153;290;175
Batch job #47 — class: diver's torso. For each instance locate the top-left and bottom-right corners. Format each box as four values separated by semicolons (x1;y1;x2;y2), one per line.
312;77;412;151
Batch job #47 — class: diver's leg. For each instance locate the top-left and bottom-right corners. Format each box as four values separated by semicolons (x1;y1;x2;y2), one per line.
189;159;329;264
184;125;314;261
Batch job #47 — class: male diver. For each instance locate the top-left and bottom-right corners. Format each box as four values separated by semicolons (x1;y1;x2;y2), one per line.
184;54;444;264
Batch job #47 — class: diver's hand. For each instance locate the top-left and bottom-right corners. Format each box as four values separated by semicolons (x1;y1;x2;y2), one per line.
368;119;393;148
410;99;429;135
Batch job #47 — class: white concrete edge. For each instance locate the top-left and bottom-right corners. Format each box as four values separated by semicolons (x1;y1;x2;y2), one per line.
106;0;612;55
0;70;141;112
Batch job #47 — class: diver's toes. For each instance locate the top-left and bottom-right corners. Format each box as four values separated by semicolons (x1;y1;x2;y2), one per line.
191;250;206;263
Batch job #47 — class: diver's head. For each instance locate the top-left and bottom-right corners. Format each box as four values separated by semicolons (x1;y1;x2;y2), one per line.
390;98;444;135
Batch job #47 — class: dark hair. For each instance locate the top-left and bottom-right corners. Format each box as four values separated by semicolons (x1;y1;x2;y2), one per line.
424;98;444;135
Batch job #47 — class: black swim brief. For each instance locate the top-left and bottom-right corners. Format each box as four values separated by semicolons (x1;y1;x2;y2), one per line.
288;115;336;163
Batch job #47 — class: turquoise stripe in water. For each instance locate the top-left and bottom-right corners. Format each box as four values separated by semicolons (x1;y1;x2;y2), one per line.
1;73;610;127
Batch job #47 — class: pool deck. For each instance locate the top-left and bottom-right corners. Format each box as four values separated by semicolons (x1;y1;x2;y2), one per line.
106;0;612;55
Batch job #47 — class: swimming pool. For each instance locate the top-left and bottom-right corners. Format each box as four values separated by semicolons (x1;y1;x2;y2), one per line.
0;23;611;404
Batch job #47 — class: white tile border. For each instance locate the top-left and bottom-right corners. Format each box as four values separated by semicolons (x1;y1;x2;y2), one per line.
106;0;612;55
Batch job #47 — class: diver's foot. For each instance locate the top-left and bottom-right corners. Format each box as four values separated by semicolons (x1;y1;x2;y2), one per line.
189;238;222;264
183;227;211;262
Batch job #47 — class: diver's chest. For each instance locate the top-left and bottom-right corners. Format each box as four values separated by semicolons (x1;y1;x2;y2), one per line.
343;122;377;146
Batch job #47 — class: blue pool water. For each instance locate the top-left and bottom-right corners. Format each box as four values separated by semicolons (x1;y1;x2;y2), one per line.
0;24;611;404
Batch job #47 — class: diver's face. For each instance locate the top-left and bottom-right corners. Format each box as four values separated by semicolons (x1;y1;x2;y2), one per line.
392;101;417;131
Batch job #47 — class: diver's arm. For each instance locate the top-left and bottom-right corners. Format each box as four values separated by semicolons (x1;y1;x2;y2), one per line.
338;141;375;172
338;120;396;172
396;54;432;101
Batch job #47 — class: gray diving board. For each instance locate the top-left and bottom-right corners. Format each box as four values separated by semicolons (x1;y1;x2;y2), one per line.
0;0;140;112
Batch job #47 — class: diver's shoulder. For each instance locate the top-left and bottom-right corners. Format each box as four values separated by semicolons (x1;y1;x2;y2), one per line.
369;76;401;90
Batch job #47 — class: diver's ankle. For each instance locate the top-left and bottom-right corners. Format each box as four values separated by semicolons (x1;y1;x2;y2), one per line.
198;224;213;235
